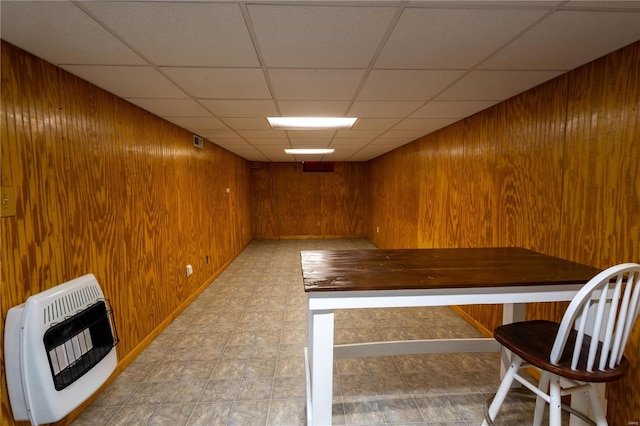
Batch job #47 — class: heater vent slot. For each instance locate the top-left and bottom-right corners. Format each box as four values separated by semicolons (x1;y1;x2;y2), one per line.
43;284;102;325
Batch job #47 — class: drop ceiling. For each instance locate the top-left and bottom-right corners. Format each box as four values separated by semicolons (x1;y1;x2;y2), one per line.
1;1;639;162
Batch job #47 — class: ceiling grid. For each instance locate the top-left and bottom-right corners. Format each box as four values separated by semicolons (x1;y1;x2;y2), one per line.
1;0;639;162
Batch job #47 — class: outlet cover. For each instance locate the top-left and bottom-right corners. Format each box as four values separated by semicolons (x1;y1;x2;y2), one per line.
193;135;204;149
1;186;16;217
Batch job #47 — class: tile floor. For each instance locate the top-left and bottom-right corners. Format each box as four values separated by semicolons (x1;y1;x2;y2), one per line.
73;238;567;425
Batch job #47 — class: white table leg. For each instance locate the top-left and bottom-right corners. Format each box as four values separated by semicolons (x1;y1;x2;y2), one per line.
501;303;526;379
309;309;335;426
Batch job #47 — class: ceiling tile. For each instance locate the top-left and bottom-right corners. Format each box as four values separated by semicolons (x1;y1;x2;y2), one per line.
199;100;278;117
348;153;378;162
60;65;186;98
332;145;367;159
431;1;562;5
370;137;416;146
238;130;288;140
391;118;459;133
564;1;640;9
382;129;431;139
247;4;396;67
125;98;211;117
287;130;336;141
435;70;563;101
289;139;332;148
352;118;399;130
80;2;259;67
161;67;271;99
277;101;351;116
262;150;295;162
375;7;547;69
349;144;397;161
480;10;640;70
410;101;498;118
269;69;365;101
247;139;290;146
253;144;289;153
220;118;271;130
245;153;272;162
334;130;383;139
199;130;244;141
163;117;227;132
348;101;424;118
331;138;375;148
358;70;465;101
254;144;288;152
211;139;252;149
0;1;144;66
221;145;268;161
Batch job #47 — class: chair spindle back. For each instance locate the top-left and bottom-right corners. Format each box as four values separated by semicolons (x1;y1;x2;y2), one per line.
550;263;640;372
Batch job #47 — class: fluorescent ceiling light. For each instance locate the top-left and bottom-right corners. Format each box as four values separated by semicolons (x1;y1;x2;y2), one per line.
284;148;335;155
268;117;357;130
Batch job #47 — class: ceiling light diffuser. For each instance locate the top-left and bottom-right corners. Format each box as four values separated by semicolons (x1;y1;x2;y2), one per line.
268;117;357;130
284;148;335;155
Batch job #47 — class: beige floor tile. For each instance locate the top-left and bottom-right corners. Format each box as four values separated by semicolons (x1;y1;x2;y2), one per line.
377;395;424;423
187;402;232;426
108;405;157;426
267;398;306;425
147;403;195;426
227;400;270;425
200;379;241;402
73;239;557;426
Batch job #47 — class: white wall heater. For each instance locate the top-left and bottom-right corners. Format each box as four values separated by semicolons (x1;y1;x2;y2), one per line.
4;274;119;425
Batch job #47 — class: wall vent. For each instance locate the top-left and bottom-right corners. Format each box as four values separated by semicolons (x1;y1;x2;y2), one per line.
193;135;204;149
303;162;334;173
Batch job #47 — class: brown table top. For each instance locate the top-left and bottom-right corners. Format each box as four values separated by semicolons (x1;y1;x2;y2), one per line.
301;247;601;292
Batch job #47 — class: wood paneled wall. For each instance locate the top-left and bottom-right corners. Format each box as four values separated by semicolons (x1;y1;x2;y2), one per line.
2;36;639;425
0;42;252;426
367;41;640;424
251;162;367;238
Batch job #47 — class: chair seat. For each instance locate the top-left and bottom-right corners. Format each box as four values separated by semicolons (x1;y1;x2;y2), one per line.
494;320;629;383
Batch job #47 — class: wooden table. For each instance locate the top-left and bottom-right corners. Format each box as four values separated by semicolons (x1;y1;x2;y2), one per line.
302;247;601;426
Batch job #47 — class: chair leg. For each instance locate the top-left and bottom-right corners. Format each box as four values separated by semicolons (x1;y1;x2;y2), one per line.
548;375;562;426
586;383;607;426
482;355;523;426
533;370;550;426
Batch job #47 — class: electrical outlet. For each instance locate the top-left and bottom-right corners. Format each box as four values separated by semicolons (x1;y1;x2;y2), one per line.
1;186;16;217
186;264;193;277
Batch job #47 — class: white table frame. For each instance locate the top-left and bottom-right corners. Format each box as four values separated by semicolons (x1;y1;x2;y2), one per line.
305;284;601;426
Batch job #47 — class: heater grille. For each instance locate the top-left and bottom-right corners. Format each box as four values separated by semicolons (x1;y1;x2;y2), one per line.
44;299;119;391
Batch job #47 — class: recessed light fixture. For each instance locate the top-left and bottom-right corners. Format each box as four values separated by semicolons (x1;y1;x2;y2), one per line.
268;117;357;130
284;148;335;155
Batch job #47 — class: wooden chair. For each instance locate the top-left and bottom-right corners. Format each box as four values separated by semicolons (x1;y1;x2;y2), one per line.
482;263;640;426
